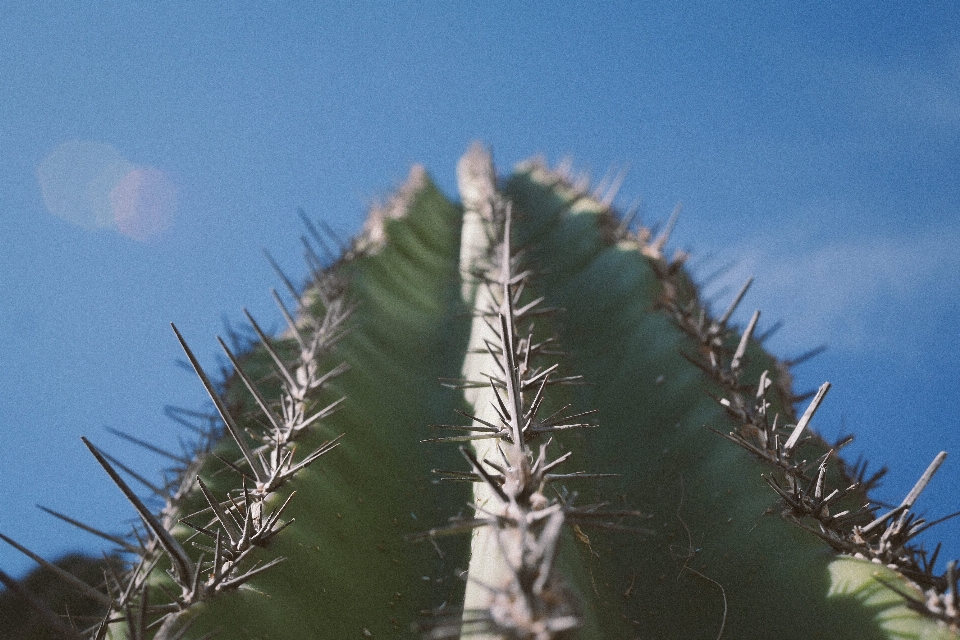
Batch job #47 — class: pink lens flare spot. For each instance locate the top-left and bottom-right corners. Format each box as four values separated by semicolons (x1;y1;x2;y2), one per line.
110;167;177;242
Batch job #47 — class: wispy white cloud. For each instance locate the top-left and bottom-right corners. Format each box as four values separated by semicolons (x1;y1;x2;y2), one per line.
824;45;960;136
698;222;960;356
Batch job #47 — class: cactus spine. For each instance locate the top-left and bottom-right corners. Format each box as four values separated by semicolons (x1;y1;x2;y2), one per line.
1;145;958;639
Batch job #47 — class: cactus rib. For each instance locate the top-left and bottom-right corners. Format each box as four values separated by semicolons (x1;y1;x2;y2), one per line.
642;193;960;631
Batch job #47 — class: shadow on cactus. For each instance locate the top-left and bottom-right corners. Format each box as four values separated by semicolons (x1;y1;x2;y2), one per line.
2;144;958;639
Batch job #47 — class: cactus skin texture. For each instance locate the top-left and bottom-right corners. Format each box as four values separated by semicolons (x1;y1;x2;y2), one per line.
2;144;958;639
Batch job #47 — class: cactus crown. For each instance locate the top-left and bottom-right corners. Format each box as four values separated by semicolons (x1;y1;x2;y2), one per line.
1;144;957;640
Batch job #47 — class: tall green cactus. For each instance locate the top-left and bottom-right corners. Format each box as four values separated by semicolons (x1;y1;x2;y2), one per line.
2;144;958;639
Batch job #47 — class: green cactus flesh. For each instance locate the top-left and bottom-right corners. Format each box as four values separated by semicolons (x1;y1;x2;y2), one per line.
2;146;957;639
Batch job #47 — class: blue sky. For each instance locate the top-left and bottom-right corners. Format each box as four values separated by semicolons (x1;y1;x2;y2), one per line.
1;3;958;579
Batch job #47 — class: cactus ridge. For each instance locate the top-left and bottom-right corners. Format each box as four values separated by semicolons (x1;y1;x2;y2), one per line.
420;147;648;639
516;154;960;632
523;155;960;635
2;145;959;639
1;260;354;637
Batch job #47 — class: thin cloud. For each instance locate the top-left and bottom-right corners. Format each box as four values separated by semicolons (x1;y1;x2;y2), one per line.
824;46;960;136
699;224;960;356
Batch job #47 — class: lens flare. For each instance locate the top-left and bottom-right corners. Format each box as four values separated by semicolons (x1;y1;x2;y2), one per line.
110;167;177;242
37;140;177;241
37;140;132;230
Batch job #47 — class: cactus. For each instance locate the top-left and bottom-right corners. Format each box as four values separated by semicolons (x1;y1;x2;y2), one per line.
2;144;958;639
